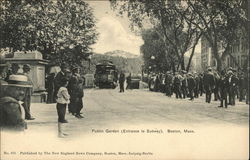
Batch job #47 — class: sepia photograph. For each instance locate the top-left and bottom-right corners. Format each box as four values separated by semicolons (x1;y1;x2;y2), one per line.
0;0;249;159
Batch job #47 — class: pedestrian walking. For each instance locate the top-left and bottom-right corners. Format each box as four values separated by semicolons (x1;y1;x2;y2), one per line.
119;72;125;92
181;71;188;99
228;70;239;106
199;73;204;96
165;71;173;97
187;73;196;100
203;67;215;103
194;72;200;98
213;70;221;101
173;72;182;99
218;71;229;108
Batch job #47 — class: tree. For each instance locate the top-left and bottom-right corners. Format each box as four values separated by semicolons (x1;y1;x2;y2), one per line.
110;0;201;72
184;0;247;71
140;28;175;73
0;0;98;67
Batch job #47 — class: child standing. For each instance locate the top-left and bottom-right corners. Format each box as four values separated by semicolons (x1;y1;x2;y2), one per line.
56;78;70;123
56;78;70;137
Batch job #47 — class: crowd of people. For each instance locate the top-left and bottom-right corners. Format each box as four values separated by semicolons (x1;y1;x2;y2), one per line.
0;55;85;136
149;67;249;108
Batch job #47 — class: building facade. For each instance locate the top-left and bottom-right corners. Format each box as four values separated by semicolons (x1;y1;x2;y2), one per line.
201;35;249;71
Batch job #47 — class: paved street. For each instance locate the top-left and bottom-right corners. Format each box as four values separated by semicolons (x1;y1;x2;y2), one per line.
1;88;249;160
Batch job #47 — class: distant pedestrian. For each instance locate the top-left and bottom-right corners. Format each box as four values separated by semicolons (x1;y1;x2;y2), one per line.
218;71;229;108
181;71;188;99
165;71;173;97
203;67;215;103
119;72;125;92
194;72;200;98
228;70;238;106
187;73;196;100
173;72;182;99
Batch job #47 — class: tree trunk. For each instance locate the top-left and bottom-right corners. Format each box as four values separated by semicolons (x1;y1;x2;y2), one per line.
186;45;196;72
181;58;185;70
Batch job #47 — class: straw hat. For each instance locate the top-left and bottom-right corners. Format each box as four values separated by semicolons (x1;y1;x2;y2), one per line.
7;75;32;88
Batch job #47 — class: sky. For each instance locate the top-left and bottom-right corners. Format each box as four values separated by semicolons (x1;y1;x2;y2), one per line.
88;1;144;55
87;1;201;56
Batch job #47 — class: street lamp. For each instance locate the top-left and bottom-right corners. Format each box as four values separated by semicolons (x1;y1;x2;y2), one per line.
150;55;156;73
87;54;92;71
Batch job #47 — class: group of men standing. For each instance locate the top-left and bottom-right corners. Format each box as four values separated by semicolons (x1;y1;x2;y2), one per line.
46;64;85;118
150;67;249;108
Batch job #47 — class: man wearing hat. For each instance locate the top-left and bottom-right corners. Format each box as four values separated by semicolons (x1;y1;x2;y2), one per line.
218;70;229;108
227;70;239;106
203;67;215;103
68;66;84;118
187;73;196;100
165;71;173;97
22;64;35;120
0;75;31;131
54;64;70;100
181;70;188;99
173;72;182;99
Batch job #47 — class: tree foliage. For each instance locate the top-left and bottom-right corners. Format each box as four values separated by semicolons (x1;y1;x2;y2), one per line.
111;0;248;72
111;0;201;72
0;0;98;67
140;28;176;73
185;0;248;71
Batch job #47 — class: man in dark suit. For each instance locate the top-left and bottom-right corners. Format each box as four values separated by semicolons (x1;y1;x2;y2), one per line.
173;72;182;99
187;73;196;100
228;70;239;106
165;71;173;97
218;70;229;108
119;72;125;92
203;67;215;103
54;64;70;99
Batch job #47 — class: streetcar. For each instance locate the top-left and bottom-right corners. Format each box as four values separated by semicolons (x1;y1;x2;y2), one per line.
94;60;118;89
